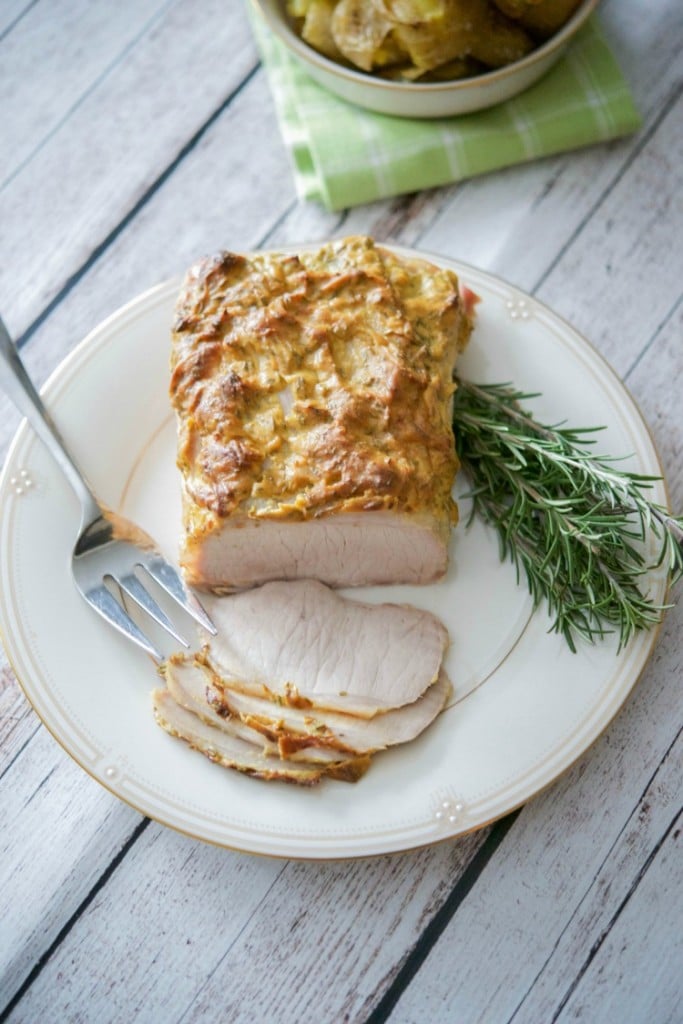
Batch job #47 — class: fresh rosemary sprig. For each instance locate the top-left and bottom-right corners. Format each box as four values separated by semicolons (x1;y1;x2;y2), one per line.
452;379;683;653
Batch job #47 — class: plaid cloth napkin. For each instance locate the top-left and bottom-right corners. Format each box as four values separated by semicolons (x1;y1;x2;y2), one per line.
251;14;640;211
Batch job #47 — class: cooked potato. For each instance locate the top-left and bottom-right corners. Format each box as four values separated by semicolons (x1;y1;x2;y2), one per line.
493;0;583;38
286;0;581;81
465;0;535;66
331;0;393;71
286;0;314;16
301;0;343;60
383;0;449;21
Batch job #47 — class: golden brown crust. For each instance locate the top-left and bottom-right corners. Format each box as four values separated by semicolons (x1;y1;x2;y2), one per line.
170;236;475;573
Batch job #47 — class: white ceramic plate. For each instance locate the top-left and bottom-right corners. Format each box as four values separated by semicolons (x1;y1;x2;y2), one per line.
0;250;668;859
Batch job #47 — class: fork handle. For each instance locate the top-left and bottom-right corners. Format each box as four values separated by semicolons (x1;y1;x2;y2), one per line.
0;317;101;523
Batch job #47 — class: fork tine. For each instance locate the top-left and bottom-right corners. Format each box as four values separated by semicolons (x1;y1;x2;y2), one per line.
86;583;163;661
117;572;190;648
142;558;217;635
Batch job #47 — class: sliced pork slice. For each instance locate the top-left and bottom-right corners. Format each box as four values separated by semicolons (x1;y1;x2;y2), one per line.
152;689;370;785
163;657;277;752
199;579;449;717
197;663;452;756
163;658;358;766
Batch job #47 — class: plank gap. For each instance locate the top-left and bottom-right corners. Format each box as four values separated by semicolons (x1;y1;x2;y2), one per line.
173;859;290;1024
255;199;302;248
0;720;41;784
0;816;151;1022
0;0;38;44
548;802;682;1024
22;764;58;810
624;291;683;383
363;811;520;1024
505;722;683;1024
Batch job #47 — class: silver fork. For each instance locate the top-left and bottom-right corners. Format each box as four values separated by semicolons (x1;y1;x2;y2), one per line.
0;316;216;661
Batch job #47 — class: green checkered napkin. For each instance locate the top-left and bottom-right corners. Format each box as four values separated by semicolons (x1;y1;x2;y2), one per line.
251;14;640;211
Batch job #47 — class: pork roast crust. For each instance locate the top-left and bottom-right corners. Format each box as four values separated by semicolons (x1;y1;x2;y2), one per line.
170;235;475;589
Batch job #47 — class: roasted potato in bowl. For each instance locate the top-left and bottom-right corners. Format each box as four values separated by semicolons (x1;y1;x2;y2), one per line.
290;0;542;81
251;0;600;117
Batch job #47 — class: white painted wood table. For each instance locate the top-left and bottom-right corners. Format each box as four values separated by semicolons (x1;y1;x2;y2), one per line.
1;2;681;1021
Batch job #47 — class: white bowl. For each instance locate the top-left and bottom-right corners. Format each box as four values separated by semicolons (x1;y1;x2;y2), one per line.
250;0;600;119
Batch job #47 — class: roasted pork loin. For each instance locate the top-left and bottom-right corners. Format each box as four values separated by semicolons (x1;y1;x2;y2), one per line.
170;235;475;590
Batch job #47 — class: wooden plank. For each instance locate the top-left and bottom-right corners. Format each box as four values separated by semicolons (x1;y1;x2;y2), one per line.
601;0;683;108
3;0;680;344
511;711;683;1021
555;804;682;1024
3;823;286;1022
624;297;683;508
0;0;171;186
3;824;488;1023
0;663;39;778
533;91;683;378
0;724;142;1003
176;834;491;1024
0;0;258;338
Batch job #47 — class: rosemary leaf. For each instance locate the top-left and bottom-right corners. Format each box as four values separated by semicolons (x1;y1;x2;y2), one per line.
452;379;683;653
